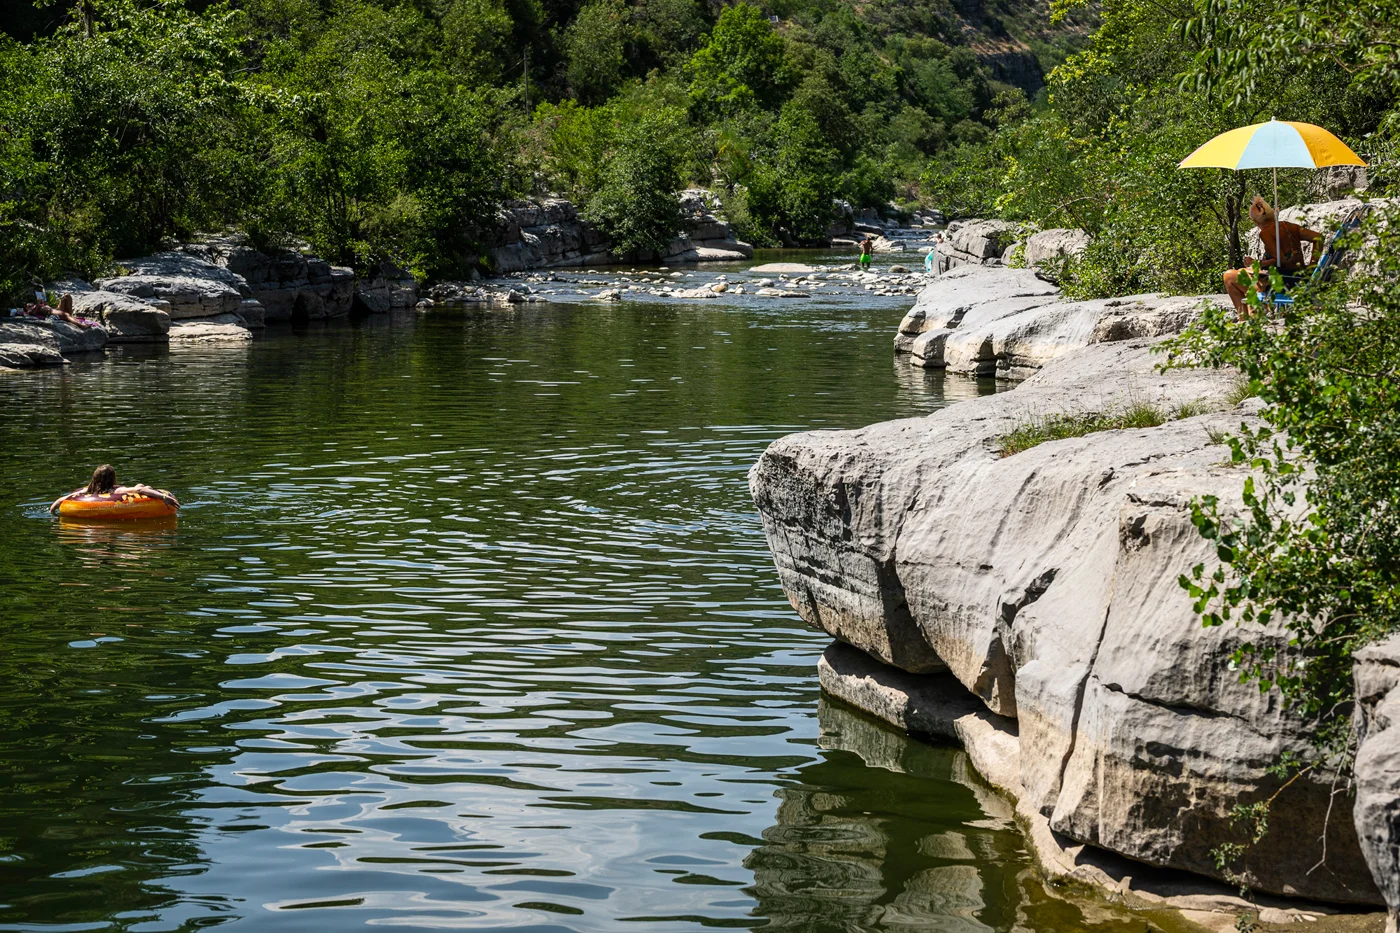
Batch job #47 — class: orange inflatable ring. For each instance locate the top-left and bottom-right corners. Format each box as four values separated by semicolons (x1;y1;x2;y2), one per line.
58;491;178;521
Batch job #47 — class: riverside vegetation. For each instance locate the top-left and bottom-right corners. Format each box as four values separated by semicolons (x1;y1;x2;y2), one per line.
0;0;1088;295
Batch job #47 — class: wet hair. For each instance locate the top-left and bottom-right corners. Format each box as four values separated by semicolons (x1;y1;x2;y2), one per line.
85;464;117;495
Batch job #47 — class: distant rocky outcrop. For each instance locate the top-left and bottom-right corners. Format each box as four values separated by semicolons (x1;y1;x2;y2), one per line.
8;239;416;369
935;219;1019;272
749;338;1384;906
95;252;248;320
894;266;1212;378
488;189;754;273
187;236;357;321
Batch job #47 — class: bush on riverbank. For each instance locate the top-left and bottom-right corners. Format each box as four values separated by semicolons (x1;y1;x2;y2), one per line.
1166;211;1400;756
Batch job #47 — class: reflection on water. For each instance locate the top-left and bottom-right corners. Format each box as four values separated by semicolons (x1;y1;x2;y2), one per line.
0;299;1167;932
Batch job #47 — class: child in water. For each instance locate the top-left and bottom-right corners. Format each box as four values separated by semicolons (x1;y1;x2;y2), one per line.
49;464;181;513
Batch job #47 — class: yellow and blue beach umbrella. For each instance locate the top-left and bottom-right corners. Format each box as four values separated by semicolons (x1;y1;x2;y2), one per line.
1179;118;1366;171
1180;119;1366;272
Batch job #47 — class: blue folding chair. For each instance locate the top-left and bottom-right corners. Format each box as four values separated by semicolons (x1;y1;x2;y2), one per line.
1271;206;1367;308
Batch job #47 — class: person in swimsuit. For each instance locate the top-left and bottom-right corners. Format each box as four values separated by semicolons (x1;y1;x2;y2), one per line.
49;464;181;513
25;293;92;327
858;236;873;270
1223;196;1322;314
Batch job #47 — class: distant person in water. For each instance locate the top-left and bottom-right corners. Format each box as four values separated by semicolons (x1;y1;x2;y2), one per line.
923;233;945;273
49;464;181;513
1223;196;1322;315
858;236;873;270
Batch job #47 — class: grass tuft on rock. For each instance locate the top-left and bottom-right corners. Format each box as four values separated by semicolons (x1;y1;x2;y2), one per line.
997;402;1168;457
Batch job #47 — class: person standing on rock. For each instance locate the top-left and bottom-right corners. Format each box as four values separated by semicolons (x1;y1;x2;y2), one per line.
858;236;873;271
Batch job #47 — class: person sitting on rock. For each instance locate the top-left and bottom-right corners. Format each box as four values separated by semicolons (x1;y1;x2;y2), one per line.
1223;196;1322;314
858;236;874;271
49;464;181;513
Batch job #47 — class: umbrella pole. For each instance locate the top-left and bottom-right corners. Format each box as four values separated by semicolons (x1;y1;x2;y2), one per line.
1273;167;1281;277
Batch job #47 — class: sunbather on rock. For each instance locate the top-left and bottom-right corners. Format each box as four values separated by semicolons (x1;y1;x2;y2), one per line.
1224;196;1322;314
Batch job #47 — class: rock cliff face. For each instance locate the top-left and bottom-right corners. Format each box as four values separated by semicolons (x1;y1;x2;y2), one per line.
187;237;358;321
749;338;1383;905
895;266;1213;378
1355;636;1400;930
489;189;754;273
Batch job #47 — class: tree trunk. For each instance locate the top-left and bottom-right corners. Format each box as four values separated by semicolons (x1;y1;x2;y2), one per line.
1224;173;1246;268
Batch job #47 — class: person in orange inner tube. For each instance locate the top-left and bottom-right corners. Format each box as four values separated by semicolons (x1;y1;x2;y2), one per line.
49;464;181;514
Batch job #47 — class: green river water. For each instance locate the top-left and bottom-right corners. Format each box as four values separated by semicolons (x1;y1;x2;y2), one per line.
0;280;1179;932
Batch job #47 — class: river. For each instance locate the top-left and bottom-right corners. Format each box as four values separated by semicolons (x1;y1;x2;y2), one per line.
0;256;1180;932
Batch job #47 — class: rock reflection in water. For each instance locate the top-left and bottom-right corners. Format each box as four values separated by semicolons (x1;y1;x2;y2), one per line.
746;700;1014;932
747;699;1189;933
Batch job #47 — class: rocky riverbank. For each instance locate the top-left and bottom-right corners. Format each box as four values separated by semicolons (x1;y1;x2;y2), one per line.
488;189;944;273
894;265;1213;378
749;263;1400;929
1;237;422;369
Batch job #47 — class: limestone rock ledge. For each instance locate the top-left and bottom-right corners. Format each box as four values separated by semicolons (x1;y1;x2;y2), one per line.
820;643;1360;932
896;266;1217;379
0;318;109;368
749;338;1382;905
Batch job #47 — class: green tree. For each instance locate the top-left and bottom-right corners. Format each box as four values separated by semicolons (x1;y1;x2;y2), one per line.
583;110;687;256
565;0;628;105
686;3;789;113
746;103;839;243
441;0;516;84
0;0;256;292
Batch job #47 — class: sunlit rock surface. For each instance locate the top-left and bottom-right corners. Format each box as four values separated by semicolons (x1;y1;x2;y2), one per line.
896;266;1214;378
750;339;1382;904
0;317;108;367
1355;635;1400;929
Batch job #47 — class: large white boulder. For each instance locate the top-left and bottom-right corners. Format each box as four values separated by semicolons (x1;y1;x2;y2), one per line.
749;339;1382;904
96;252;248;320
1023;228;1092;282
62;288;170;343
937;219;1019;272
0;317;108;357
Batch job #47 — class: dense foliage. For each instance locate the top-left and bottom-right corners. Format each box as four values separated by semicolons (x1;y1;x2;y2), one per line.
0;0;1081;294
926;0;1396;299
